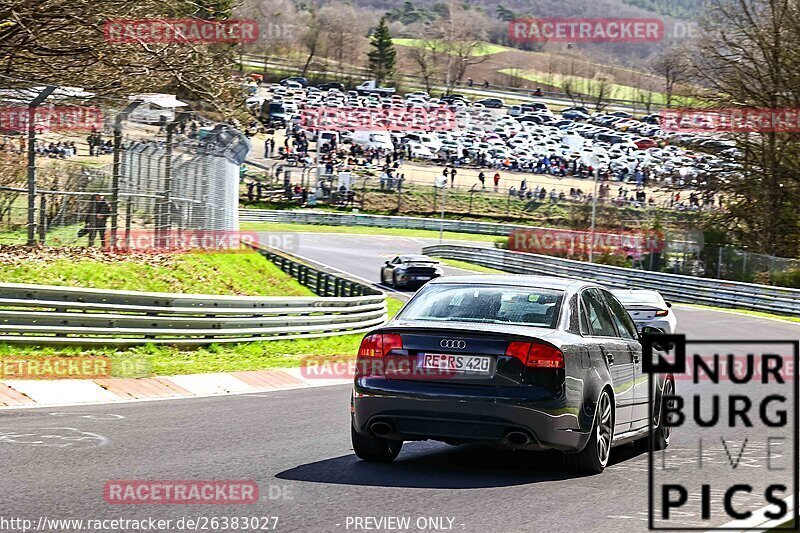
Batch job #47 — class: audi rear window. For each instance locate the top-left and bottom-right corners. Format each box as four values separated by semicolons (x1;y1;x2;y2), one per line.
398;284;564;328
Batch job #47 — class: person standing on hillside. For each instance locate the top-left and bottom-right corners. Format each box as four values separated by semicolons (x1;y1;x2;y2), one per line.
493;171;500;192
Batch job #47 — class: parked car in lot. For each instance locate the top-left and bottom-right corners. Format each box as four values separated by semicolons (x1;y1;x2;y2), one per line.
317;82;346;91
352;275;675;472
260;101;287;126
254;83;733;184
611;289;677;333
280;76;308;87
475;98;504;109
380;255;443;289
562;110;591;120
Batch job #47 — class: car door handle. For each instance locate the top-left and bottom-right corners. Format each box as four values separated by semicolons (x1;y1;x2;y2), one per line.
633;352;641;363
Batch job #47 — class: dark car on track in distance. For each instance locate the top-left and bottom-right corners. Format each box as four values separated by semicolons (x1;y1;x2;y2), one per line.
351;275;675;473
380;255;443;289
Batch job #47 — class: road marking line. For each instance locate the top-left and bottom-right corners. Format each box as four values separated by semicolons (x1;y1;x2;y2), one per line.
707;494;795;532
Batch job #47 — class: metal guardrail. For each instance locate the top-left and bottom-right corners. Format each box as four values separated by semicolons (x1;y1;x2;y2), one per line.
421;245;800;317
251;242;383;298
239;209;530;236
0;246;387;346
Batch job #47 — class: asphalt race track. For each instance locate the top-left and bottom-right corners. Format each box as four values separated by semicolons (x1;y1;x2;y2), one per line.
1;232;797;532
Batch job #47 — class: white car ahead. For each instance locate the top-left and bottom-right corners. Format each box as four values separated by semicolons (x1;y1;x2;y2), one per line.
611;289;677;334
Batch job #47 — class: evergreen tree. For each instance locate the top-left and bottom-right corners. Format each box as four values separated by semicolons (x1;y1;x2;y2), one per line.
367;16;396;84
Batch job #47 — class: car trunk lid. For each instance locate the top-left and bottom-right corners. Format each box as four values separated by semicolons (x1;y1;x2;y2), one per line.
375;323;560;387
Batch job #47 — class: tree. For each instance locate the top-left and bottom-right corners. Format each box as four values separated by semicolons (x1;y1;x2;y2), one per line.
300;8;323;77
0;0;243;112
687;0;800;257
320;4;369;74
652;47;690;108
367;17;396;84
433;2;491;91
407;37;442;93
588;76;612;112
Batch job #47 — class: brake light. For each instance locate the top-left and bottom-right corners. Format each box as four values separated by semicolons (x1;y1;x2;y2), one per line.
358;333;403;357
655;309;669;317
357;334;403;377
528;343;564;368
505;341;564;369
506;342;531;362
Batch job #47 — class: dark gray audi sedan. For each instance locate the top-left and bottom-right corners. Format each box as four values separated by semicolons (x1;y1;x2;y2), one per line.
351;275;674;473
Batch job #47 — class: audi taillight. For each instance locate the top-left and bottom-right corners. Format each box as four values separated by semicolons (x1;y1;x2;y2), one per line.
356;333;403;376
358;333;402;357
505;341;564;369
655;309;669;317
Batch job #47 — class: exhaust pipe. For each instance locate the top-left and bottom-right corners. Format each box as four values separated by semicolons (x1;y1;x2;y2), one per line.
506;431;530;446
370;421;393;436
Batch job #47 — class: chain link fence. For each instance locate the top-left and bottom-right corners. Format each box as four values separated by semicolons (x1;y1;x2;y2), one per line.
0;110;250;248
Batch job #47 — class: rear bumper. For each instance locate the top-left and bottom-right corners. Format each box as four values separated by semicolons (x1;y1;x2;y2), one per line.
634;317;676;334
394;274;440;288
352;378;589;452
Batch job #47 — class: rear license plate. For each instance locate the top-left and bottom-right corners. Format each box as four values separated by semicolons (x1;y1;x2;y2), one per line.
420;353;491;374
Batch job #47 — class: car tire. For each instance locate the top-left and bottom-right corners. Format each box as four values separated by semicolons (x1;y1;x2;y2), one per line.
565;388;614;474
392;272;400;288
653;379;674;451
351;422;402;462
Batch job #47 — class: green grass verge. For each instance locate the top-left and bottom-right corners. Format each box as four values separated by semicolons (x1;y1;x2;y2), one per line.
394;38;512;57
0;298;405;376
0;224;84;246
240;221;502;243
0;251;314;296
499;68;670;105
439;258;505;274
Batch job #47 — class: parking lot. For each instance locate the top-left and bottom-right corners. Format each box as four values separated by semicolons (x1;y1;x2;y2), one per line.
250;79;737;210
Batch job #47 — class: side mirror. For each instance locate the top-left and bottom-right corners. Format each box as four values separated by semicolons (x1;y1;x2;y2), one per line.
385;261;391;266
665;301;672;308
640;326;672;351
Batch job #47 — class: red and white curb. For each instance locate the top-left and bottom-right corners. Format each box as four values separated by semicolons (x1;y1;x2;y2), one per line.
0;369;351;409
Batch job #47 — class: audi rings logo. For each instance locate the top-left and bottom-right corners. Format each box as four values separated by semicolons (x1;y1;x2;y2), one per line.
440;339;466;349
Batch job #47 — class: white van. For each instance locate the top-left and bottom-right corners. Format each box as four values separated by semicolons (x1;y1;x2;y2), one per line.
352;130;394;150
404;132;442;152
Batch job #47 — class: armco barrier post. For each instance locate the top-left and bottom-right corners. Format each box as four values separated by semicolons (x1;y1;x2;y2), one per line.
111;100;142;248
26;85;57;246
